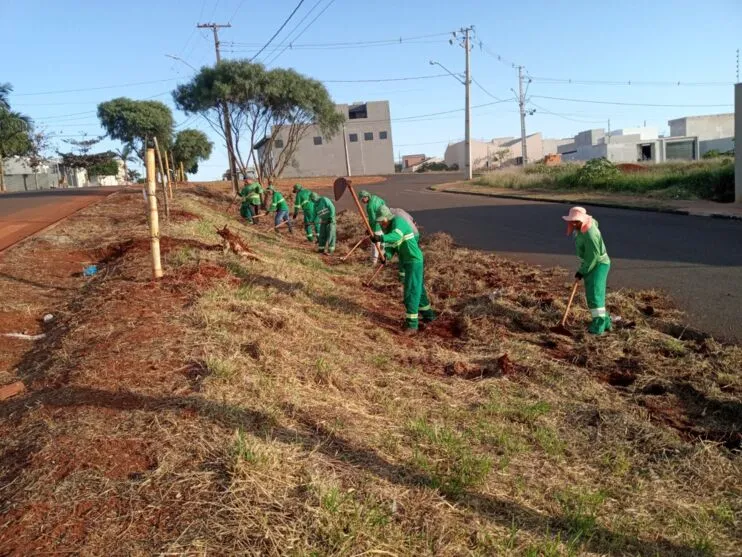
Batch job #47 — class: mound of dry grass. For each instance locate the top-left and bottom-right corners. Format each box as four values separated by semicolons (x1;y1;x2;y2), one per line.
0;186;739;556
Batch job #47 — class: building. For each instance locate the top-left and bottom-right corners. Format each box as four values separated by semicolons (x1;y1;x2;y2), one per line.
444;133;570;170
256;100;395;178
668;113;734;156
402;154;426;169
1;156;62;192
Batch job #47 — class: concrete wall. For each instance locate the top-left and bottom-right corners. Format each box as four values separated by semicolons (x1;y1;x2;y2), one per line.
606;142;640;162
274;100;394;177
403;154;425;168
670;113;734;141
735;84;741;203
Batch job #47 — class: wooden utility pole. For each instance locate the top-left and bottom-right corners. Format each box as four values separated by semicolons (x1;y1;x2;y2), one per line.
197;22;239;195
152;137;170;221
145;146;163;279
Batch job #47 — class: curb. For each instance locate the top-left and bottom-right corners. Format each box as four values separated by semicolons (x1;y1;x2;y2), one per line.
429;186;742;221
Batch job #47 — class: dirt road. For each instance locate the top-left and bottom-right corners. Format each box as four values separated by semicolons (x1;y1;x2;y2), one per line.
339;173;742;342
0;188;121;253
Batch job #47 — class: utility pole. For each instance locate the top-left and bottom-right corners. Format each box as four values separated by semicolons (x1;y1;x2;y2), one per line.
342;124;352;176
607;119;611;143
517;65;528;166
737;48;740;82
463;27;472;180
198;22;239;194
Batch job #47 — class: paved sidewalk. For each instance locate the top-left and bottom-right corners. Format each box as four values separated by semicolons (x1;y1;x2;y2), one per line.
431;182;742;220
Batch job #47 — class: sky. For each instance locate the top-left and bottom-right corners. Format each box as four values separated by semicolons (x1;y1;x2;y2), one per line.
1;0;740;180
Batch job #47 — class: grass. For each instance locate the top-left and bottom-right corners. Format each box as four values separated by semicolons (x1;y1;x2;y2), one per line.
475;158;735;201
0;184;740;555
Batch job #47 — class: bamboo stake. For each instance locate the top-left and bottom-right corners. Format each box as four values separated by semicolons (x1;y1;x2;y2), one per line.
180;161;186;182
169;151;177;185
152;137;170;222
145;147;163;279
164;150;173;200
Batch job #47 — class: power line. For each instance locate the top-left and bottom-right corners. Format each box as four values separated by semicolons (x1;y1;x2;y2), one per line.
250;0;306;62
531;94;733;108
529;76;733;87
228;0;248;22
472;78;508;101
226;39;445;53
228;31;451;49
528;101;605;124
323;73;454;83
14;78;179;97
263;0;333;66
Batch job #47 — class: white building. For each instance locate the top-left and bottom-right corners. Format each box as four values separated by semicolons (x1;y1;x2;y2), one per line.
444;133;570;170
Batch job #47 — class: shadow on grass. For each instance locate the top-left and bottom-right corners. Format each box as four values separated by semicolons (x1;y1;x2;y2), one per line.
0;386;706;556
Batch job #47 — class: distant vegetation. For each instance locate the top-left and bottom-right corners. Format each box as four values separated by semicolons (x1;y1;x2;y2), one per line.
476;157;735;202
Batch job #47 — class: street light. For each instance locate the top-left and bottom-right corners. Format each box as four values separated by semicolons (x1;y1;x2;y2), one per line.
165;54;198;72
429;60;465;85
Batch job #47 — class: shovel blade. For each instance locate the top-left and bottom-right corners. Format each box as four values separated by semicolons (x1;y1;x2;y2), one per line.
333;177;349;201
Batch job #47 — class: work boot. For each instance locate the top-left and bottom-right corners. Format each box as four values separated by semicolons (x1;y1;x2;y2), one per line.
402;328;418;337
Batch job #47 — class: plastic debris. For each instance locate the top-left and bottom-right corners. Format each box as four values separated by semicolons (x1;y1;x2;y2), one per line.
83;265;98;277
43;314;54;323
2;332;46;340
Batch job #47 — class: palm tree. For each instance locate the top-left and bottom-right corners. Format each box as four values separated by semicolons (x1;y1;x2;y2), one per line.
114;145;137;183
0;82;12;111
0;104;33;192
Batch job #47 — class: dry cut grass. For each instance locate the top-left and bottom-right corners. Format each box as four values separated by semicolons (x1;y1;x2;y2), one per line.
0;186;740;556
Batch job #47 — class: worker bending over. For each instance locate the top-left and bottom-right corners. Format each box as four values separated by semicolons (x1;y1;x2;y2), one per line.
374;206;435;334
266;185;293;233
359;190;387;265
388;207;419;282
292;184;318;243
562;206;612;335
239;180;263;224
311;192;336;254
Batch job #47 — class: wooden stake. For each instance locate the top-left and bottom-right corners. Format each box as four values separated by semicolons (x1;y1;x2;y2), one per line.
180;161;186;182
164;150;174;200
169;151;177;185
145;147;163;279
152;137;170;221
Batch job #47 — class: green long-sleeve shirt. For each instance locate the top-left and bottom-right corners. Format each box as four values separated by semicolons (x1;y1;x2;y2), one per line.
365;194;387;235
382;215;423;263
314;196;336;223
575;219;610;276
267;190;289;213
240;182;263;204
294;188;315;219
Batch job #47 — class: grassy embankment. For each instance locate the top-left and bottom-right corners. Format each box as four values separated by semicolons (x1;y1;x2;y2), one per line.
0;184;740;555
475;158;735;202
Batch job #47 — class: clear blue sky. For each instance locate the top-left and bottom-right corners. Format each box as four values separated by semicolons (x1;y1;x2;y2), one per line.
2;0;740;180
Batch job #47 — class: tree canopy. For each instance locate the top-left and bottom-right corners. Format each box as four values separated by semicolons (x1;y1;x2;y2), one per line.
172;129;213;174
0;83;34;191
172;60;343;181
97;98;174;157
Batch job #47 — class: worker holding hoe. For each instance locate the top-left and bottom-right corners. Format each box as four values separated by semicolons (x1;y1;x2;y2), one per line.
373;206;435;334
311;191;336;254
563;206;612;335
359;190;387;265
292;184;318;243
266;184;293;233
239;180;264;224
388;207;419;282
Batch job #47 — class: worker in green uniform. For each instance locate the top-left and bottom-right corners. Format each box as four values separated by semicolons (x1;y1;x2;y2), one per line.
311;191;336;254
239;180;263;224
292;184;318;243
266;185;293;233
388;207;419;282
562;206;612;335
359;190;387;264
373;207;435;333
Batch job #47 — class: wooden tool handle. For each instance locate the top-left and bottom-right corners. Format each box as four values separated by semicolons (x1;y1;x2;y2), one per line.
347;184;386;264
342;236;366;261
561;281;580;327
365;263;385;286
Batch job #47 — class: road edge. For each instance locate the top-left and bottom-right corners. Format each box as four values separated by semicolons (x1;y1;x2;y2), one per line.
0;188;125;256
429;183;742;221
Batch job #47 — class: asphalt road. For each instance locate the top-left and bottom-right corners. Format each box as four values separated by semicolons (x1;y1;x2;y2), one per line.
339;173;742;342
0;188;119;253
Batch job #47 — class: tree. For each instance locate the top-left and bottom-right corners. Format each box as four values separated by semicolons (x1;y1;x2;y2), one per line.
97;98;174;158
0;83;33;192
28;130;52;190
63;135;104;156
114;145;137;182
172;60;343;183
172;129;213;175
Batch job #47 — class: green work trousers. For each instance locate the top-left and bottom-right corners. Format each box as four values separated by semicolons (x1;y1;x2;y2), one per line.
304;215;319;242
402;260;435;329
317;221;336;254
584;262;612;335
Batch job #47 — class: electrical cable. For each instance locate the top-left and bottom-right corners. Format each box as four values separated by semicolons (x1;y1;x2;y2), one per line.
250;0;306;62
531;94;733;108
